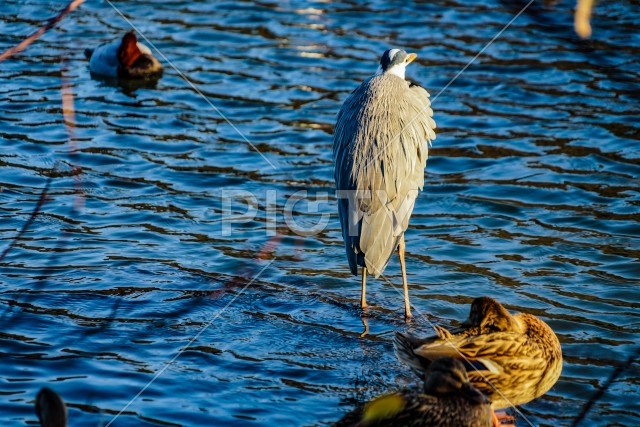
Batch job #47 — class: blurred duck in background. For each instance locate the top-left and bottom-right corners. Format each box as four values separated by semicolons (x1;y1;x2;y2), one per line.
85;31;163;79
35;388;67;427
333;357;492;427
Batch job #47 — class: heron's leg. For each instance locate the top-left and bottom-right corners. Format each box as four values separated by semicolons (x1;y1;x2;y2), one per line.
361;266;367;309
398;235;412;319
360;316;369;338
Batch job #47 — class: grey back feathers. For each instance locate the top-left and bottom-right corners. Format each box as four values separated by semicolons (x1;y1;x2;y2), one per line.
333;71;436;276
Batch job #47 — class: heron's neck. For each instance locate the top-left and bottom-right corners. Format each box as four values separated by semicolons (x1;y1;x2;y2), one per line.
376;64;406;79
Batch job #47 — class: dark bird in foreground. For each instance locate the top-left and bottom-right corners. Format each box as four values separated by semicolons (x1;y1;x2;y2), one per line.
334;357;492;427
35;388;67;427
84;31;163;79
333;48;436;319
394;297;563;415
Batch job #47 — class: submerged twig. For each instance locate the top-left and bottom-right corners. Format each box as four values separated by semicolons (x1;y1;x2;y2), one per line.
0;175;53;263
0;0;85;63
571;347;640;426
61;60;85;211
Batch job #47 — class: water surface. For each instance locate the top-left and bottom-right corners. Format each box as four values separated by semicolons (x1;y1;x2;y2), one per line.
1;0;639;426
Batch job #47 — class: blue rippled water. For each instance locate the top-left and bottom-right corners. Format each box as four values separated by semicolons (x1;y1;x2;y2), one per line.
1;0;638;426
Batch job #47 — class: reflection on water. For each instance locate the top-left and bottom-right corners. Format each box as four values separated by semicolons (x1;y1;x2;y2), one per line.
0;0;638;426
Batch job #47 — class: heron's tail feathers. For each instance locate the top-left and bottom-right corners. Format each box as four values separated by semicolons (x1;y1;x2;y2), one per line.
359;196;417;277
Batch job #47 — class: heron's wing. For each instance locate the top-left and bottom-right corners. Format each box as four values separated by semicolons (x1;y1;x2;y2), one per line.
333;75;436;276
334;86;365;275
407;82;437;147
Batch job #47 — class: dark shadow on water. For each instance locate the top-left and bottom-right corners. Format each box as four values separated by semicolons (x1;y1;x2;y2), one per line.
89;73;162;96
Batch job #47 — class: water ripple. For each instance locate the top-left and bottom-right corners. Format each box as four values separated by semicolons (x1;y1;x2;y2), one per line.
1;0;639;426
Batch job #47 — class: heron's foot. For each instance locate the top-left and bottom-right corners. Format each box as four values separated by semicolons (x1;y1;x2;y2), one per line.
360;316;370;337
404;309;413;321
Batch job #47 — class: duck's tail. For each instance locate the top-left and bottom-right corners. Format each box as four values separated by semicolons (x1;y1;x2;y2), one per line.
393;331;429;372
84;48;93;60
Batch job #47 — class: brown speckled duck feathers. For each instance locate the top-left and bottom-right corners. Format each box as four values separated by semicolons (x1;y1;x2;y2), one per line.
394;297;563;409
334;357;492;427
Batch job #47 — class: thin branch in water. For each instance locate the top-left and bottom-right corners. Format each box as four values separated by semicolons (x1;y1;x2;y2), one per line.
61;60;85;212
571;347;640;427
0;175;54;263
0;0;85;63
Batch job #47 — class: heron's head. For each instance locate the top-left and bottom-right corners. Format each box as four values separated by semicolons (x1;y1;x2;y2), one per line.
376;48;417;79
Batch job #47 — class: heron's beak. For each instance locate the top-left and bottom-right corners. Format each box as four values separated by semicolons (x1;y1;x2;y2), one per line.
406;53;418;65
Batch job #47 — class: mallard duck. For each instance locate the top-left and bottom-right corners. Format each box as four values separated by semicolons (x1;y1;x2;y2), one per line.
334;357;492;427
394;297;563;412
35;387;67;427
84;31;163;79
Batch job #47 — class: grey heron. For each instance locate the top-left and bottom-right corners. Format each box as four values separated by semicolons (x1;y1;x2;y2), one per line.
333;48;436;319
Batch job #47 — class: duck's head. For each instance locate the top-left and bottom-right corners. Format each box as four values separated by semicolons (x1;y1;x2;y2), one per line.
423;357;489;404
463;297;519;333
376;48;417;79
117;31;163;79
35;388;67;427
